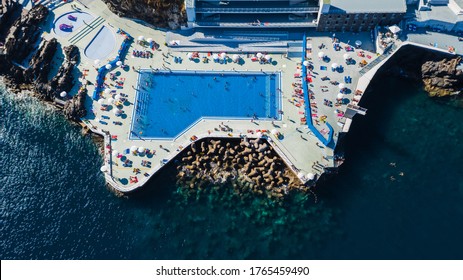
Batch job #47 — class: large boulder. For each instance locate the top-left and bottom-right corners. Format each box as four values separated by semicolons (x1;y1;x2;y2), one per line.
63;87;87;121
422;57;463;97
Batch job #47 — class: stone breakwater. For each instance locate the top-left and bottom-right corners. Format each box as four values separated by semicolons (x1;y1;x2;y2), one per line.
176;137;310;201
0;5;86;122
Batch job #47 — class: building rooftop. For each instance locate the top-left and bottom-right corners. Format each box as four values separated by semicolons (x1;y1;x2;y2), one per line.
419;4;460;24
326;0;407;14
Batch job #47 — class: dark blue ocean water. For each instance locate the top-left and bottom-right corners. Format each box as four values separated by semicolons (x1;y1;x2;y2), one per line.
1;75;462;260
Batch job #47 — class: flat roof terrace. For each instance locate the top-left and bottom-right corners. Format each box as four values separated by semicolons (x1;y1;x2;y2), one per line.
130;70;281;139
196;0;319;14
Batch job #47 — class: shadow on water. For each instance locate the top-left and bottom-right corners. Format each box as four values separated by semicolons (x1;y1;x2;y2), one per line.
315;72;463;259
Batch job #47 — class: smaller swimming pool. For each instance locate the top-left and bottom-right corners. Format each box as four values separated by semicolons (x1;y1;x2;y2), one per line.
84;26;116;60
53;11;94;37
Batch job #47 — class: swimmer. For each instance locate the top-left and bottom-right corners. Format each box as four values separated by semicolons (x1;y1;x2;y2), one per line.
390;176;396;181
399;172;404;176
389;162;396;167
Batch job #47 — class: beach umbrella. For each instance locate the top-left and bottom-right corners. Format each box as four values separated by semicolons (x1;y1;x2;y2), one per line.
187;52;193;59
337;93;344;99
115;94;122;100
100;165;108;172
331;63;339;69
318;51;325;58
130;146;138;152
338;83;345;89
104;88;111;94
271;129;279;135
105;64;111;70
116;61;122;67
297;172;305;179
256;131;263;138
59;91;67;98
146;38;153;43
355;40;362;47
108;97;115;104
307;172;315;180
232;54;240;61
137;147;145;153
97;99;105;105
220;52;227;59
112;150;119;157
256;52;263;58
303;60;310;66
343;53;351;60
264;54;271;60
212;53;219;60
93;59;100;65
138;35;144;41
389;25;401;34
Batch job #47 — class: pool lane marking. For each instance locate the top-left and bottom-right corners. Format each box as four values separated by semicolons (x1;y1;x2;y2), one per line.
68;16;102;42
68;16;103;42
69;16;105;44
69;17;106;45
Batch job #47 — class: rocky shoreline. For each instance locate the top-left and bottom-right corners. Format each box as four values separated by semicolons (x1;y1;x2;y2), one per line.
176;137;311;202
381;45;462;97
0;5;86;122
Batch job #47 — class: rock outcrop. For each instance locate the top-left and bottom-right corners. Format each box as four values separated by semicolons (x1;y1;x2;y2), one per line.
422;56;463;97
176;137;308;202
46;45;80;100
63;87;87;121
0;0;23;38
380;44;462;97
26;38;58;97
0;5;86;122
4;4;48;62
102;0;186;29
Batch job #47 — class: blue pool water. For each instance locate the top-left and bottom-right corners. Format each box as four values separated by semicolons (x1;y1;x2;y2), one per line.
130;70;281;139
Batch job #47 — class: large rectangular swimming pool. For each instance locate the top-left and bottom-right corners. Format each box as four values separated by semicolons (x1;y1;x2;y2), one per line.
130;70;281;139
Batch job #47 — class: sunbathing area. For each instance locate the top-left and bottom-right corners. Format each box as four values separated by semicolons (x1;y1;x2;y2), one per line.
45;1;381;192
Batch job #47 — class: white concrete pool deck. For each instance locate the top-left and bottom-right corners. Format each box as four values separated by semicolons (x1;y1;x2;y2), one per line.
43;1;460;192
42;1;383;192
